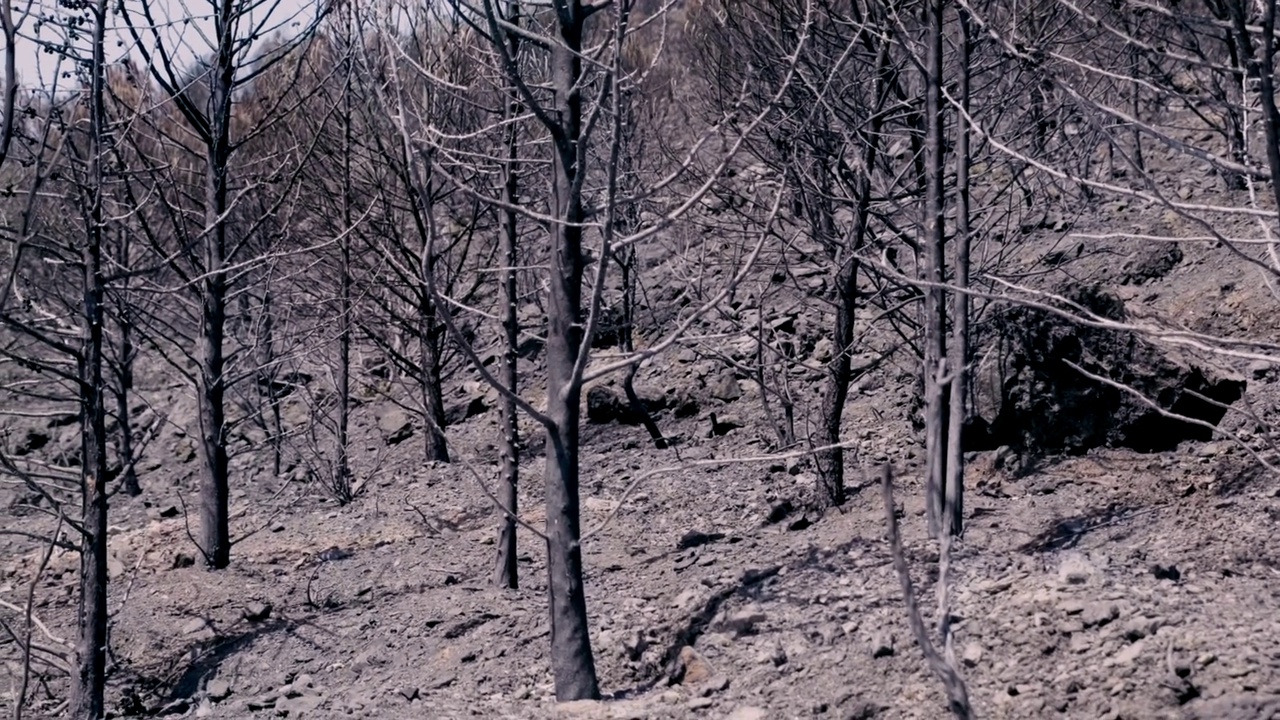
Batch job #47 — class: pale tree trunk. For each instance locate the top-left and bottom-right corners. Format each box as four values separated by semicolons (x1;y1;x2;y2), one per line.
198;0;235;569
922;0;949;540
543;3;599;699
943;9;971;539
495;0;522;591
114;289;141;496
72;0;111;712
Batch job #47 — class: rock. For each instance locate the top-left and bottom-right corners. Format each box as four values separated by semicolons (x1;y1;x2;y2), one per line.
675;645;715;685
709;372;742;402
169;552;195;569
1120;243;1182;285
374;405;413;445
1058;554;1096;585
108;553;126;580
243;602;272;622
1082;602;1120;628
967;284;1245;454
275;693;323;716
159;505;181;518
397;686;420;701
1248;360;1274;381
700;676;730;696
724;608;767;637
444;396;488;425
1150;563;1181;581
586;386;630;424
812;337;834;363
726;706;768;720
1123;616;1161;641
962;644;983;667
207;679;232;702
1112;639;1146;665
247;693;278;711
182;617;210;635
870;632;895;658
10;428;49;456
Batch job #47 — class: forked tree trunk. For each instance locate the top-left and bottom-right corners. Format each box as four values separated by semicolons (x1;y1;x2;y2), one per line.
72;3;110;712
495;0;522;591
543;4;600;700
815;45;888;510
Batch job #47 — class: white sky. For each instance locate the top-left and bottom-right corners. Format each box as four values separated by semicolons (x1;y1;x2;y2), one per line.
6;0;320;92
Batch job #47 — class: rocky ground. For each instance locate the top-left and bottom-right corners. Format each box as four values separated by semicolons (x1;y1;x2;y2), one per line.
6;158;1280;719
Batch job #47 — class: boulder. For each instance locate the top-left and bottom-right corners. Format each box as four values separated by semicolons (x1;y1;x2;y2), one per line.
967;284;1244;454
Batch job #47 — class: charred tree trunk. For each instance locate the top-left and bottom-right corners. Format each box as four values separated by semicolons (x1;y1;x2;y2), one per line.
495;0;522;590
198;0;235;569
943;9;972;538
336;15;354;497
418;284;449;462
72;2;111;712
616;246;665;449
815;46;888;510
543;3;599;700
922;0;949;540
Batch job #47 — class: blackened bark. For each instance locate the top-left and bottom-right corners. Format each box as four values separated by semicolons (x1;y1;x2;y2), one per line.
543;4;600;700
198;0;235;569
922;0;948;539
944;10;972;538
496;0;522;590
72;2;110;711
418;288;450;462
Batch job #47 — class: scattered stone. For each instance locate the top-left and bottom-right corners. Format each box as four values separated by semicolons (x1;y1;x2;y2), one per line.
428;674;456;691
246;694;278;711
1113;639;1146;665
1058;555;1095;585
397;686;420;701
709;372;742;402
725;706;768;720
962;644;983;667
586;386;630;424
1121;243;1183;285
677;530;725;550
1123;616;1161;641
207;679;232;702
159;504;181;518
243;602;272;622
724;608;767;637
700;676;730;696
1248;360;1274;381
1082;602;1120;628
676;646;715;685
275;693;323;717
182;617;210;635
444;396;488;425
688;697;715;710
766;500;794;525
375;405;413;445
870;632;895;658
